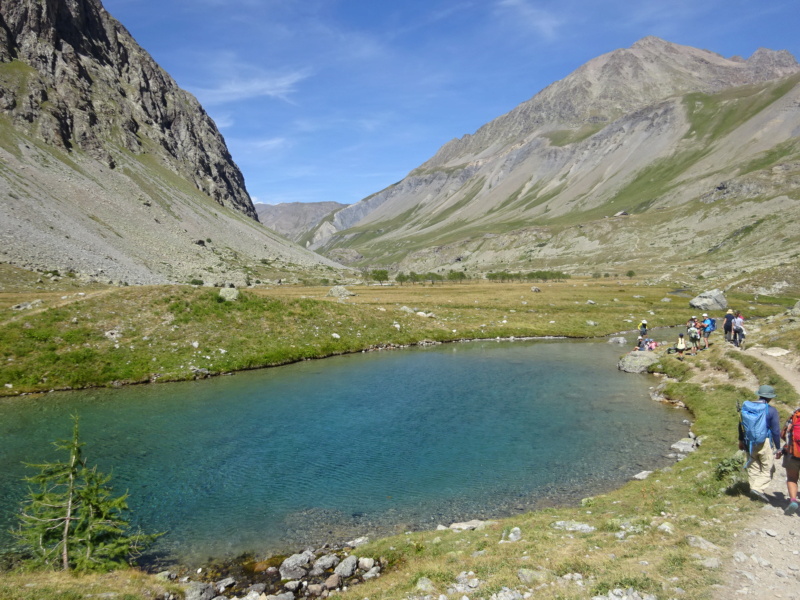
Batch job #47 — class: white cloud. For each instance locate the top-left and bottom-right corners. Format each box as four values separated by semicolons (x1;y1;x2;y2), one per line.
192;68;311;106
494;0;563;41
253;137;289;151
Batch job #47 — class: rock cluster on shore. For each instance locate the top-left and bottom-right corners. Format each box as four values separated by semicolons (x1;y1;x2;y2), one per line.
168;543;383;600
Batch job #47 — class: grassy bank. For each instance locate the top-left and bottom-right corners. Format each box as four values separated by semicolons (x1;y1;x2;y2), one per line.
0;280;784;396
1;277;797;600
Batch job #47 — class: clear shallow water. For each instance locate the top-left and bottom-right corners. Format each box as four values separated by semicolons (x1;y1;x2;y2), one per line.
0;339;687;563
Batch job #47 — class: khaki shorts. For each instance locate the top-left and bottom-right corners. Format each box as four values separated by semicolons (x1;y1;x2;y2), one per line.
782;453;800;471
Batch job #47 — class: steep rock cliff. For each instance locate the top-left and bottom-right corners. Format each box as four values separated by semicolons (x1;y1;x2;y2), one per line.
0;0;255;218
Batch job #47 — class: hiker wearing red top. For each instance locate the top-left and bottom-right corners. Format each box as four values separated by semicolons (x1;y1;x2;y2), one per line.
778;407;800;515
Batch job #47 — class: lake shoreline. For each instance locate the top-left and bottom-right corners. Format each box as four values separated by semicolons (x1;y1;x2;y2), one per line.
2;330;651;400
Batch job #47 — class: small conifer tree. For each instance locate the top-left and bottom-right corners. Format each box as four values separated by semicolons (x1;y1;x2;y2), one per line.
13;415;161;572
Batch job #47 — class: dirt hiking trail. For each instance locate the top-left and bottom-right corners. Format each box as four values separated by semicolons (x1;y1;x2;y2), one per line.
711;346;800;600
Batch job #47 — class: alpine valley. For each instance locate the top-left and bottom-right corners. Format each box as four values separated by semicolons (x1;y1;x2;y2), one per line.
1;0;799;291
298;37;800;291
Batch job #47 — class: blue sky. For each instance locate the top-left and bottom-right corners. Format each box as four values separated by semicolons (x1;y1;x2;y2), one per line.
103;0;799;206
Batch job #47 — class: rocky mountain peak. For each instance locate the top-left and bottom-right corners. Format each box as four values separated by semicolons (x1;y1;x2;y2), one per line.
747;47;800;75
0;0;256;219
422;37;800;169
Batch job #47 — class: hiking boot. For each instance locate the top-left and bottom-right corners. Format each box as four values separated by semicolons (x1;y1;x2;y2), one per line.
785;501;799;516
750;490;770;503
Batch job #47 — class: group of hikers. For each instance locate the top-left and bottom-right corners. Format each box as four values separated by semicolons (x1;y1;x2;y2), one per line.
739;384;800;516
653;309;748;360
633;312;798;515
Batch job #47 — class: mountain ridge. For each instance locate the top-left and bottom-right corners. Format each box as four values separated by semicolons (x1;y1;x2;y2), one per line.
307;38;800;281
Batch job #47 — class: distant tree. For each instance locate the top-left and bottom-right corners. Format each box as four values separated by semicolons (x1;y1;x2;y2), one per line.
13;416;161;572
525;270;570;282
603;273;610;278
447;271;466;283
408;271;420;285
371;269;389;285
592;272;601;279
424;272;444;284
626;270;636;279
395;272;408;286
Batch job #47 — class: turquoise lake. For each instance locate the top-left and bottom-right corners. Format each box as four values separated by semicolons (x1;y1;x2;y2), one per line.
0;339;688;564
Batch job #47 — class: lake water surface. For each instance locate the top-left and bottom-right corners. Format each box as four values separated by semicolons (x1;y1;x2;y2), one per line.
0;339;687;563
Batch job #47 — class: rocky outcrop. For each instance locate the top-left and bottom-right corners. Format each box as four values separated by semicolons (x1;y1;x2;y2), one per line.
0;0;255;218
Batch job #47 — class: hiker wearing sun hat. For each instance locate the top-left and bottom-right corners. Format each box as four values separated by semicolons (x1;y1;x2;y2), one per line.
723;309;735;343
700;313;715;349
738;384;781;503
637;319;648;337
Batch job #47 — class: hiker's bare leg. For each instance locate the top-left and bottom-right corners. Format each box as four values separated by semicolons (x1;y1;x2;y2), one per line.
787;465;799;500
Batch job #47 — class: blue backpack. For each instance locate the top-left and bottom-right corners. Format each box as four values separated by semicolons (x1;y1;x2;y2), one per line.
740;400;770;450
706;318;716;332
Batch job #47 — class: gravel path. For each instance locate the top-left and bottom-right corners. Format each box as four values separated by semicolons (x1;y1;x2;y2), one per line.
712;346;800;599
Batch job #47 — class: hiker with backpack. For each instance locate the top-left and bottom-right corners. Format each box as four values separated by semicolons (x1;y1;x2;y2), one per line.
700;313;716;349
738;384;781;503
686;319;701;355
778;406;800;515
733;312;746;347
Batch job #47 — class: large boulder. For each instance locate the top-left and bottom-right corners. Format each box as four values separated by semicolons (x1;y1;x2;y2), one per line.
618;351;660;374
326;285;355;298
219;287;239;301
689;289;727;311
789;300;800;317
